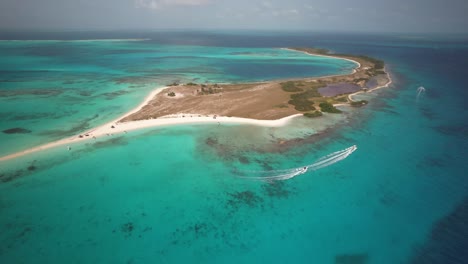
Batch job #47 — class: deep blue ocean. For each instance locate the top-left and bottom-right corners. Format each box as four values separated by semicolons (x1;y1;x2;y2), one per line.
0;31;467;264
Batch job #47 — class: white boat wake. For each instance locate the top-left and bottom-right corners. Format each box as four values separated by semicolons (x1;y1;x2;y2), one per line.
235;145;357;181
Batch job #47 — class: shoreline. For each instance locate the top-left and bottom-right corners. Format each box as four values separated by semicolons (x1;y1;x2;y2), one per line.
282;48;362;75
0;106;303;162
0;48;389;162
284;47;393;104
348;67;393;102
332;71;393;108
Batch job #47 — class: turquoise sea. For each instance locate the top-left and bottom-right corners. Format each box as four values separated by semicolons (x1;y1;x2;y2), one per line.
1;31;467;263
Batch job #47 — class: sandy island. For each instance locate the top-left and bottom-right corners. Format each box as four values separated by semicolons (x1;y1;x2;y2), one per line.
0;48;391;162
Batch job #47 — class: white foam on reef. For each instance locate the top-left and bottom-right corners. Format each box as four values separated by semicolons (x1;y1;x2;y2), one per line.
236;145;357;181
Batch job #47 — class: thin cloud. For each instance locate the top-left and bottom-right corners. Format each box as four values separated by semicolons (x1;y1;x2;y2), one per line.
262;1;273;8
135;0;210;10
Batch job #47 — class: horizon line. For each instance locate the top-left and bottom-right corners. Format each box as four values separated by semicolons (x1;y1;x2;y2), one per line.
0;28;467;36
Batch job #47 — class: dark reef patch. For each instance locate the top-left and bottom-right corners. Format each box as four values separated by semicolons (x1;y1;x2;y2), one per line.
227;191;264;209
5;110;79;121
262;181;291;199
39;114;99;137
378;189;398;206
433;124;468;138
0;169;24;183
0;161;39;183
201;123;345;166
255;159;274;171
0;88;63;98
91;136;128;149
418;155;447;169
2;127;32;134
78;91;93;97
205;136;218;147
190;222;209;238
0;160;43;183
237;155;250;164
419;106;438;120
6;112;49;121
410;196;468;264
335;253;369;264
203;136;236;161
121;222;134;233
102;90;130;100
169;221;216;247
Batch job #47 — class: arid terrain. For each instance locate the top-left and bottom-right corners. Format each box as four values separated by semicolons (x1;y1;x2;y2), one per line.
122;48;389;122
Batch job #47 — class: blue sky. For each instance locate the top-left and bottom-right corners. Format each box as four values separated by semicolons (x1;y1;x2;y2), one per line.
1;0;467;33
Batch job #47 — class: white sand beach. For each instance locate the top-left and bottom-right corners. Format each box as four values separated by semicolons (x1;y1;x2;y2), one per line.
0;87;302;162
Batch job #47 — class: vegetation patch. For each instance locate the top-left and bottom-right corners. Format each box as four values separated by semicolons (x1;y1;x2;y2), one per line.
319;102;342;113
198;84;222;95
167;92;176;97
288;97;315;111
281;81;303;92
357;55;384;70
303;111;323;118
336;96;348;103
284;81;326;111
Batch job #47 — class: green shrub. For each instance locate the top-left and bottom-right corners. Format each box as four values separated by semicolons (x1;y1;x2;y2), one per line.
281;81;303;92
288;98;315;111
336;96;348;102
319;102;342;113
304;111;323;118
286;84;325;111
